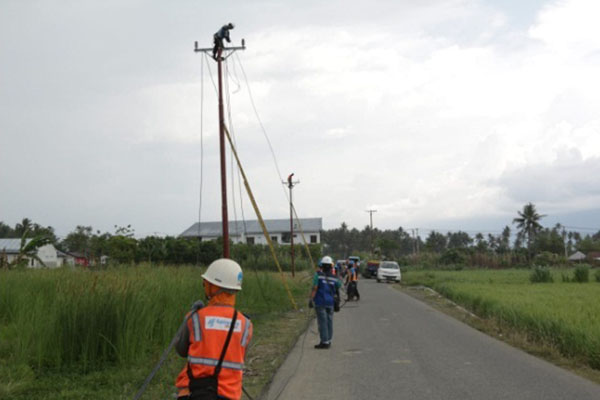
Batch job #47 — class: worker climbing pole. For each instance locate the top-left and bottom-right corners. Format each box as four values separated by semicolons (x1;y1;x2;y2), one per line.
194;24;246;259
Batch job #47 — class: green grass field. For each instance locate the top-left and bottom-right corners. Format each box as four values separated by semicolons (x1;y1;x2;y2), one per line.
0;266;312;399
402;268;600;370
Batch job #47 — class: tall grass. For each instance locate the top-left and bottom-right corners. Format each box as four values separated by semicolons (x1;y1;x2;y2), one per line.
0;266;308;372
403;269;600;369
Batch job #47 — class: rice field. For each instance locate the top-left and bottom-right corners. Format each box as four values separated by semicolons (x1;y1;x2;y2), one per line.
0;266;311;399
402;268;600;370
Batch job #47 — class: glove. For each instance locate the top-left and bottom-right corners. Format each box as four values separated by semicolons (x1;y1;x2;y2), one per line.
308;299;314;309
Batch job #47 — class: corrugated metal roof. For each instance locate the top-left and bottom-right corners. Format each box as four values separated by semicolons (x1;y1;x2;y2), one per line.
0;238;31;253
180;218;322;238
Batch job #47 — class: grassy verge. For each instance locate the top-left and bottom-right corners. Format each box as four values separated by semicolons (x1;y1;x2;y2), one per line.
397;268;600;383
0;266;312;399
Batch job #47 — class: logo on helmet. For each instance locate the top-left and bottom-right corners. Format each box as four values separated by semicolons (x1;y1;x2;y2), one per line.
237;271;243;285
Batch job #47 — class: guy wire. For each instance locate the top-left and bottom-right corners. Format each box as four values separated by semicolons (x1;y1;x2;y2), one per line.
234;52;290;204
224;60;239;237
197;51;206;265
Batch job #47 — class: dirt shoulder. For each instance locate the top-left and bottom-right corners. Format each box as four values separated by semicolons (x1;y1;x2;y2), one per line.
243;308;313;399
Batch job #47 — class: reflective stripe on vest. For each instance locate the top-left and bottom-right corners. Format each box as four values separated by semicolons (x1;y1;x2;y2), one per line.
241;317;251;347
188;356;245;371
318;276;338;285
192;313;201;342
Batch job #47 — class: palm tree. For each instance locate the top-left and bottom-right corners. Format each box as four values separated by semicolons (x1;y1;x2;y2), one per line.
512;203;545;260
14;218;32;237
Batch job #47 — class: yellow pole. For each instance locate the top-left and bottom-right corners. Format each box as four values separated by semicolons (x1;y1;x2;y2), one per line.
291;205;317;271
223;126;298;310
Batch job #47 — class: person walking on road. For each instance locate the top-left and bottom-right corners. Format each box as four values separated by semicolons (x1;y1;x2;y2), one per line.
174;258;253;400
309;256;341;349
345;260;360;301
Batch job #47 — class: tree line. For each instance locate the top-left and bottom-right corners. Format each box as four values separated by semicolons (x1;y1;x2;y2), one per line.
0;220;321;269
323;203;600;268
2;203;599;269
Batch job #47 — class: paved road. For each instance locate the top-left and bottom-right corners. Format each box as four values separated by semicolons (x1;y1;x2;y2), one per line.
263;279;600;400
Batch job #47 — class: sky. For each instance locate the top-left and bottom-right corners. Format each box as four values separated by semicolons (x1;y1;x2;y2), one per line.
1;0;600;239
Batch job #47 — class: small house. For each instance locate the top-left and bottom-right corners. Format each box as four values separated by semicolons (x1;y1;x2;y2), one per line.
0;238;59;268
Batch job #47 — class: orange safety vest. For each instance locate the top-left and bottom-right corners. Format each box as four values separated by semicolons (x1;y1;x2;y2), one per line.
350;268;358;282
175;305;253;400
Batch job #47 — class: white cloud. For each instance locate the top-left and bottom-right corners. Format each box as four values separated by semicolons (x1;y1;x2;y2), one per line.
2;0;600;235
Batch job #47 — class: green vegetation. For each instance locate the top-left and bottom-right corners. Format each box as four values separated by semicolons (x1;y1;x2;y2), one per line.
573;265;590;283
529;266;553;283
0;266;312;399
402;268;600;370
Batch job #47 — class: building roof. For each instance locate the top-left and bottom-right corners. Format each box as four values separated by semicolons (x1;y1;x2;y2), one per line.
180;218;322;238
587;251;600;260
568;251;586;261
0;238;31;254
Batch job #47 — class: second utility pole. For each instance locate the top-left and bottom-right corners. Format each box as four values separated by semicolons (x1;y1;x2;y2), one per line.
285;173;299;277
366;209;377;255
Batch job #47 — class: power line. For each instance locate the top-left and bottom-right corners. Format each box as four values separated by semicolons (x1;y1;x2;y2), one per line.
196;52;206;264
235;52;291;204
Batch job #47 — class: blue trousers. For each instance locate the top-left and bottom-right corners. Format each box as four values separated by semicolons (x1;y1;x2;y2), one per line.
315;306;334;344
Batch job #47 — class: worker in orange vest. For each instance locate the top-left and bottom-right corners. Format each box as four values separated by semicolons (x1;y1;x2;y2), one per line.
174;258;253;400
345;260;360;301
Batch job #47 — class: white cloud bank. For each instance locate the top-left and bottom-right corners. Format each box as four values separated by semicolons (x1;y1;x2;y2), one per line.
1;0;600;235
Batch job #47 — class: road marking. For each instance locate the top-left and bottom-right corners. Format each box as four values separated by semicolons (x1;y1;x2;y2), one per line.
391;359;412;364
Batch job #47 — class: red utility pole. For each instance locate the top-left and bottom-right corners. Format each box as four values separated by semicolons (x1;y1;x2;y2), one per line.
194;29;246;259
217;47;230;258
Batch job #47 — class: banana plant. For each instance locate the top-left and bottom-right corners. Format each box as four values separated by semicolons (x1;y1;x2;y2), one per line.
10;228;52;268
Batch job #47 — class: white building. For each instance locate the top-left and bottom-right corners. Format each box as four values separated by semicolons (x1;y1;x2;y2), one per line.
180;218;322;245
0;238;59;268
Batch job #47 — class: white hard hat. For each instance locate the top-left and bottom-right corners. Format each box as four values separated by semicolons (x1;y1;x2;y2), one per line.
320;256;333;265
202;258;243;291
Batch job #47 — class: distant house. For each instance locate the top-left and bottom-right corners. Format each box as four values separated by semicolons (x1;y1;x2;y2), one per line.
568;251;586;262
0;238;59;268
57;250;89;267
180;218;323;245
587;252;600;265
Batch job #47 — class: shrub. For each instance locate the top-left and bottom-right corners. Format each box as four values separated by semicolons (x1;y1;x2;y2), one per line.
440;249;468;266
573;265;590;283
595;269;600;283
534;251;561;266
530;267;553;283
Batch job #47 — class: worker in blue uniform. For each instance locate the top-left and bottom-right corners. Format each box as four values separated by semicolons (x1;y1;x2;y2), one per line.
212;23;234;60
309;256;341;349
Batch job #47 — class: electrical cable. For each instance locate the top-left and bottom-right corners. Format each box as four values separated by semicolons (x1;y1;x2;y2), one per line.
271;271;349;400
234;52;290;204
271;306;313;400
196;50;206;265
204;53;219;95
228;60;248;237
224;60;239;237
